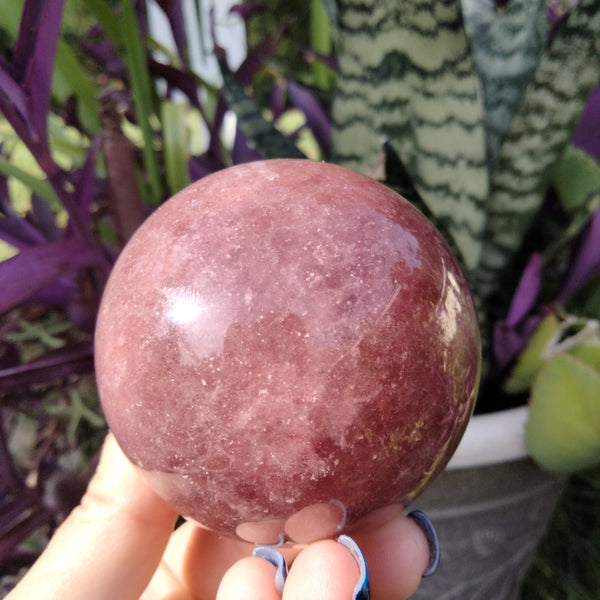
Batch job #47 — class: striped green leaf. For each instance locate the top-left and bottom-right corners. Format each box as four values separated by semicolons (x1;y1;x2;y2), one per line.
218;59;306;160
476;0;600;301
461;0;547;167
330;0;488;273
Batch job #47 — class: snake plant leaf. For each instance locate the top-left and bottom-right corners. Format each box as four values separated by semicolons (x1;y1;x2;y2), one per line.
527;354;600;473
476;0;600;301
461;0;547;168
218;58;306;160
331;0;488;273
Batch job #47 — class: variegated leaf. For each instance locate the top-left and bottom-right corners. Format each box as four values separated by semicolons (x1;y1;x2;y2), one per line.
331;0;488;273
218;59;306;161
461;0;547;167
476;0;600;301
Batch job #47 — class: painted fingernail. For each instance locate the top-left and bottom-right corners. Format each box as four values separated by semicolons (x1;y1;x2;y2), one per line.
337;534;371;600
252;545;288;594
408;510;440;577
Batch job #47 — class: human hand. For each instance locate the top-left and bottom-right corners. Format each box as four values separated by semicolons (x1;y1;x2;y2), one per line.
7;434;437;600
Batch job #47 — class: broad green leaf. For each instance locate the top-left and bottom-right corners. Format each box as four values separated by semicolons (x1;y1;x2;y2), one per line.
330;0;488;273
161;101;191;195
461;0;546;167
569;345;600;371
476;0;600;301
218;59;306;160
505;313;560;394
527;354;600;473
552;145;600;213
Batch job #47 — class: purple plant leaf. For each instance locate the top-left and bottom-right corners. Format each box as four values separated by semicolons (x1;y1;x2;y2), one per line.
27;280;77;308
0;505;52;563
188;152;225;181
30;195;60;242
72;136;102;225
560;204;600;300
80;38;129;82
154;0;188;65
0;216;47;250
19;0;65;146
494;321;525;371
506;253;543;327
270;80;286;121
0;240;105;313
0;425;22;491
287;80;331;153
0;65;29;128
229;3;270;20
302;47;338;72
494;313;545;372
231;125;262;164
573;84;600;161
149;59;202;107
0;342;94;391
0;496;38;532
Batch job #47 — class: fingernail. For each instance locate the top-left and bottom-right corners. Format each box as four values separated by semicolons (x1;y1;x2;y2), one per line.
407;510;440;577
252;545;288;594
337;534;371;600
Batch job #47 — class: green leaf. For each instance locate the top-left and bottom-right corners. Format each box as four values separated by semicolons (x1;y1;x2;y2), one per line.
475;0;600;301
161;100;191;195
311;0;334;90
330;0;488;273
569;344;600;371
461;0;547;167
0;160;60;206
527;354;600;473
552;145;600;213
505;313;561;394
218;59;306;160
85;0;163;204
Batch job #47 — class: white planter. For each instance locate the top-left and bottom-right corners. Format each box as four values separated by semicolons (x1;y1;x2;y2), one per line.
410;407;565;600
447;405;529;469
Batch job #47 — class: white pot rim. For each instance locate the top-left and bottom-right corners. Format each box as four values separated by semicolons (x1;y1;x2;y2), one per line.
447;405;529;470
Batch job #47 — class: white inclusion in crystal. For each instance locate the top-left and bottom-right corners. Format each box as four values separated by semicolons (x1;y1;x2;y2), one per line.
163;287;208;325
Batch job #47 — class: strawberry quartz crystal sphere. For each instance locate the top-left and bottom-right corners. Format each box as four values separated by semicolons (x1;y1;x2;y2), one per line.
95;159;480;545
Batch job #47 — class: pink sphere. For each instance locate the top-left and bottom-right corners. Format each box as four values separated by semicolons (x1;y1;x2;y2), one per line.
95;159;480;544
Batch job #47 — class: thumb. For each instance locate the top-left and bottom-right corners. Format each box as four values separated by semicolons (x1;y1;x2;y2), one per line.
7;434;179;600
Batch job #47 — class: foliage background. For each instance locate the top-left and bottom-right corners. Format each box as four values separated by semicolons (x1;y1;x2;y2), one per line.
0;0;598;597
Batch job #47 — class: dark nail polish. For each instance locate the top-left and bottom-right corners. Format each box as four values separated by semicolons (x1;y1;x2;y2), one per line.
253;545;288;594
338;534;371;600
408;510;440;577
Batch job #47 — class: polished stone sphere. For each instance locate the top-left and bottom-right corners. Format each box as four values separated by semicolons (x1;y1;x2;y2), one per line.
95;159;480;544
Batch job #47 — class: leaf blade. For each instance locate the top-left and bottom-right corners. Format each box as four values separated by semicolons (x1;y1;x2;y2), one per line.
527;354;600;473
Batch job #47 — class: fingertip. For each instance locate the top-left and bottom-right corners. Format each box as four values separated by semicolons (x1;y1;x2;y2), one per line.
284;539;358;600
216;556;281;600
353;513;431;599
